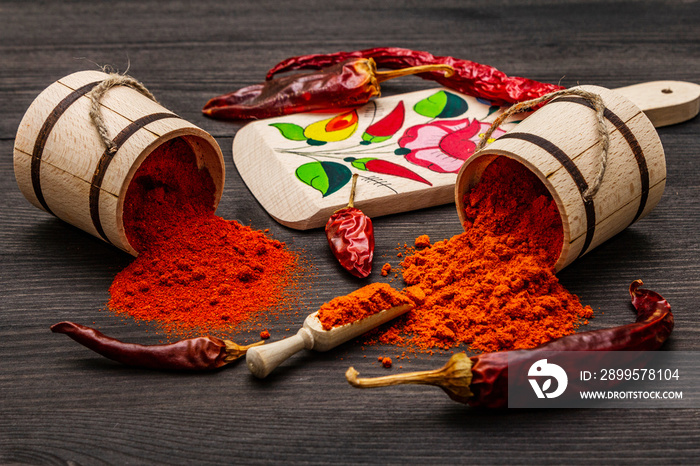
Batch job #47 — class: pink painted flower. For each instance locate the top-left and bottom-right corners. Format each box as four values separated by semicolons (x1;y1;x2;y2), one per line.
397;118;507;173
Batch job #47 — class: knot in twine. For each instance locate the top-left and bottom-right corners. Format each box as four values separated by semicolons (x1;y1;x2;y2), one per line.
89;74;159;155
476;88;609;201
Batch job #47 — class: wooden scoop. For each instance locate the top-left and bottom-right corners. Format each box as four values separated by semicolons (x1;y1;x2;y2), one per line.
246;303;413;378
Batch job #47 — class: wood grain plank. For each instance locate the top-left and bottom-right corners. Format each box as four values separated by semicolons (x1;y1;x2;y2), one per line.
2;0;700;464
1;1;698;139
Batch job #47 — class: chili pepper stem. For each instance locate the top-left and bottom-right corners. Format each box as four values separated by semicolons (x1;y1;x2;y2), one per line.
374;64;455;83
346;352;474;402
630;279;643;296
347;173;359;209
223;339;265;363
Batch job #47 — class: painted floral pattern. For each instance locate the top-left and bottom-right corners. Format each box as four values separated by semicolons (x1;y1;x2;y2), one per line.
268;89;513;197
397;118;507;174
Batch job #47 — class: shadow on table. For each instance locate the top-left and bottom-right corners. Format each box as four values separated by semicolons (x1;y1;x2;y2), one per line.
22;216;135;276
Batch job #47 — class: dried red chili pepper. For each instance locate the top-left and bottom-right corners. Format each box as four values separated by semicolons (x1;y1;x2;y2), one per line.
202;58;453;120
325;173;374;278
346;280;674;407
267;47;565;106
51;321;263;371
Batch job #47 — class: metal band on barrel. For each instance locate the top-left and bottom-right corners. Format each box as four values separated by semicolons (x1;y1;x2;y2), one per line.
552;96;650;223
30;81;102;215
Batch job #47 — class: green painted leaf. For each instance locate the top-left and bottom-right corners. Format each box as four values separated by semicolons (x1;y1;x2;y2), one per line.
414;90;448;118
413;91;468;119
486;105;501;118
343;156;373;170
295;161;351;197
360;133;392;144
438;92;469;118
320;161;352;197
296;162;329;195
269;122;306;141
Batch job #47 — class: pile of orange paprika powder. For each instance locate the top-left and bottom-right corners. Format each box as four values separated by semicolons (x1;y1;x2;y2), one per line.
107;138;304;338
363;156;593;354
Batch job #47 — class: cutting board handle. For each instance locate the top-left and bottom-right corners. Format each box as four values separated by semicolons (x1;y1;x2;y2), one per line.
614;80;700;127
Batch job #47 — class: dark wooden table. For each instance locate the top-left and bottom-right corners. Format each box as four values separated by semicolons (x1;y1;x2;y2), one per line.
2;1;699;464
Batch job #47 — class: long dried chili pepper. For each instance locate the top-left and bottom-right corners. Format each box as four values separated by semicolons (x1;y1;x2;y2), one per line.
51;321;263;371
202;57;453;120
346;280;673;407
266;47;565;106
325;173;374;278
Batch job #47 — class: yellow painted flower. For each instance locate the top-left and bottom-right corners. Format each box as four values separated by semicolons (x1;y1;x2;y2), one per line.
303;110;358;142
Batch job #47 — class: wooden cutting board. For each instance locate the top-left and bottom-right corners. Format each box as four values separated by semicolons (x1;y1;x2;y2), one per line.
232;81;700;230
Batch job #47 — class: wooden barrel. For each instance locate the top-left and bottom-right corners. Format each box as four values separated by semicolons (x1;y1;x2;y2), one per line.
455;85;666;272
13;70;225;256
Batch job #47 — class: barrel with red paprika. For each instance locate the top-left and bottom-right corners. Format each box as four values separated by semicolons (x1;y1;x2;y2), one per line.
346;280;674;407
325;174;374;278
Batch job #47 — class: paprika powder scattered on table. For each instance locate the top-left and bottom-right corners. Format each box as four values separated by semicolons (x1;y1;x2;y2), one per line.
413;235;431;249
380;263;392;277
371;156;592;353
108;138;303;337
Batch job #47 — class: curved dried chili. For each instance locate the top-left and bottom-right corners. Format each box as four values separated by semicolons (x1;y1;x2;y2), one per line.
346;280;674;407
52;321;262;371
266;47;565;106
202;58;452;120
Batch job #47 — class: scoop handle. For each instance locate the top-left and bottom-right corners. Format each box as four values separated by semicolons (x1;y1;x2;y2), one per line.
246;328;314;378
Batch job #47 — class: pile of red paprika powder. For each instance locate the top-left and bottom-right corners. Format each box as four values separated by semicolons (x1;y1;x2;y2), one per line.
107;138;304;337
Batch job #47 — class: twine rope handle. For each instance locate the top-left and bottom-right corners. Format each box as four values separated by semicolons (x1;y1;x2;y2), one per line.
475;88;610;201
89;74;159;155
